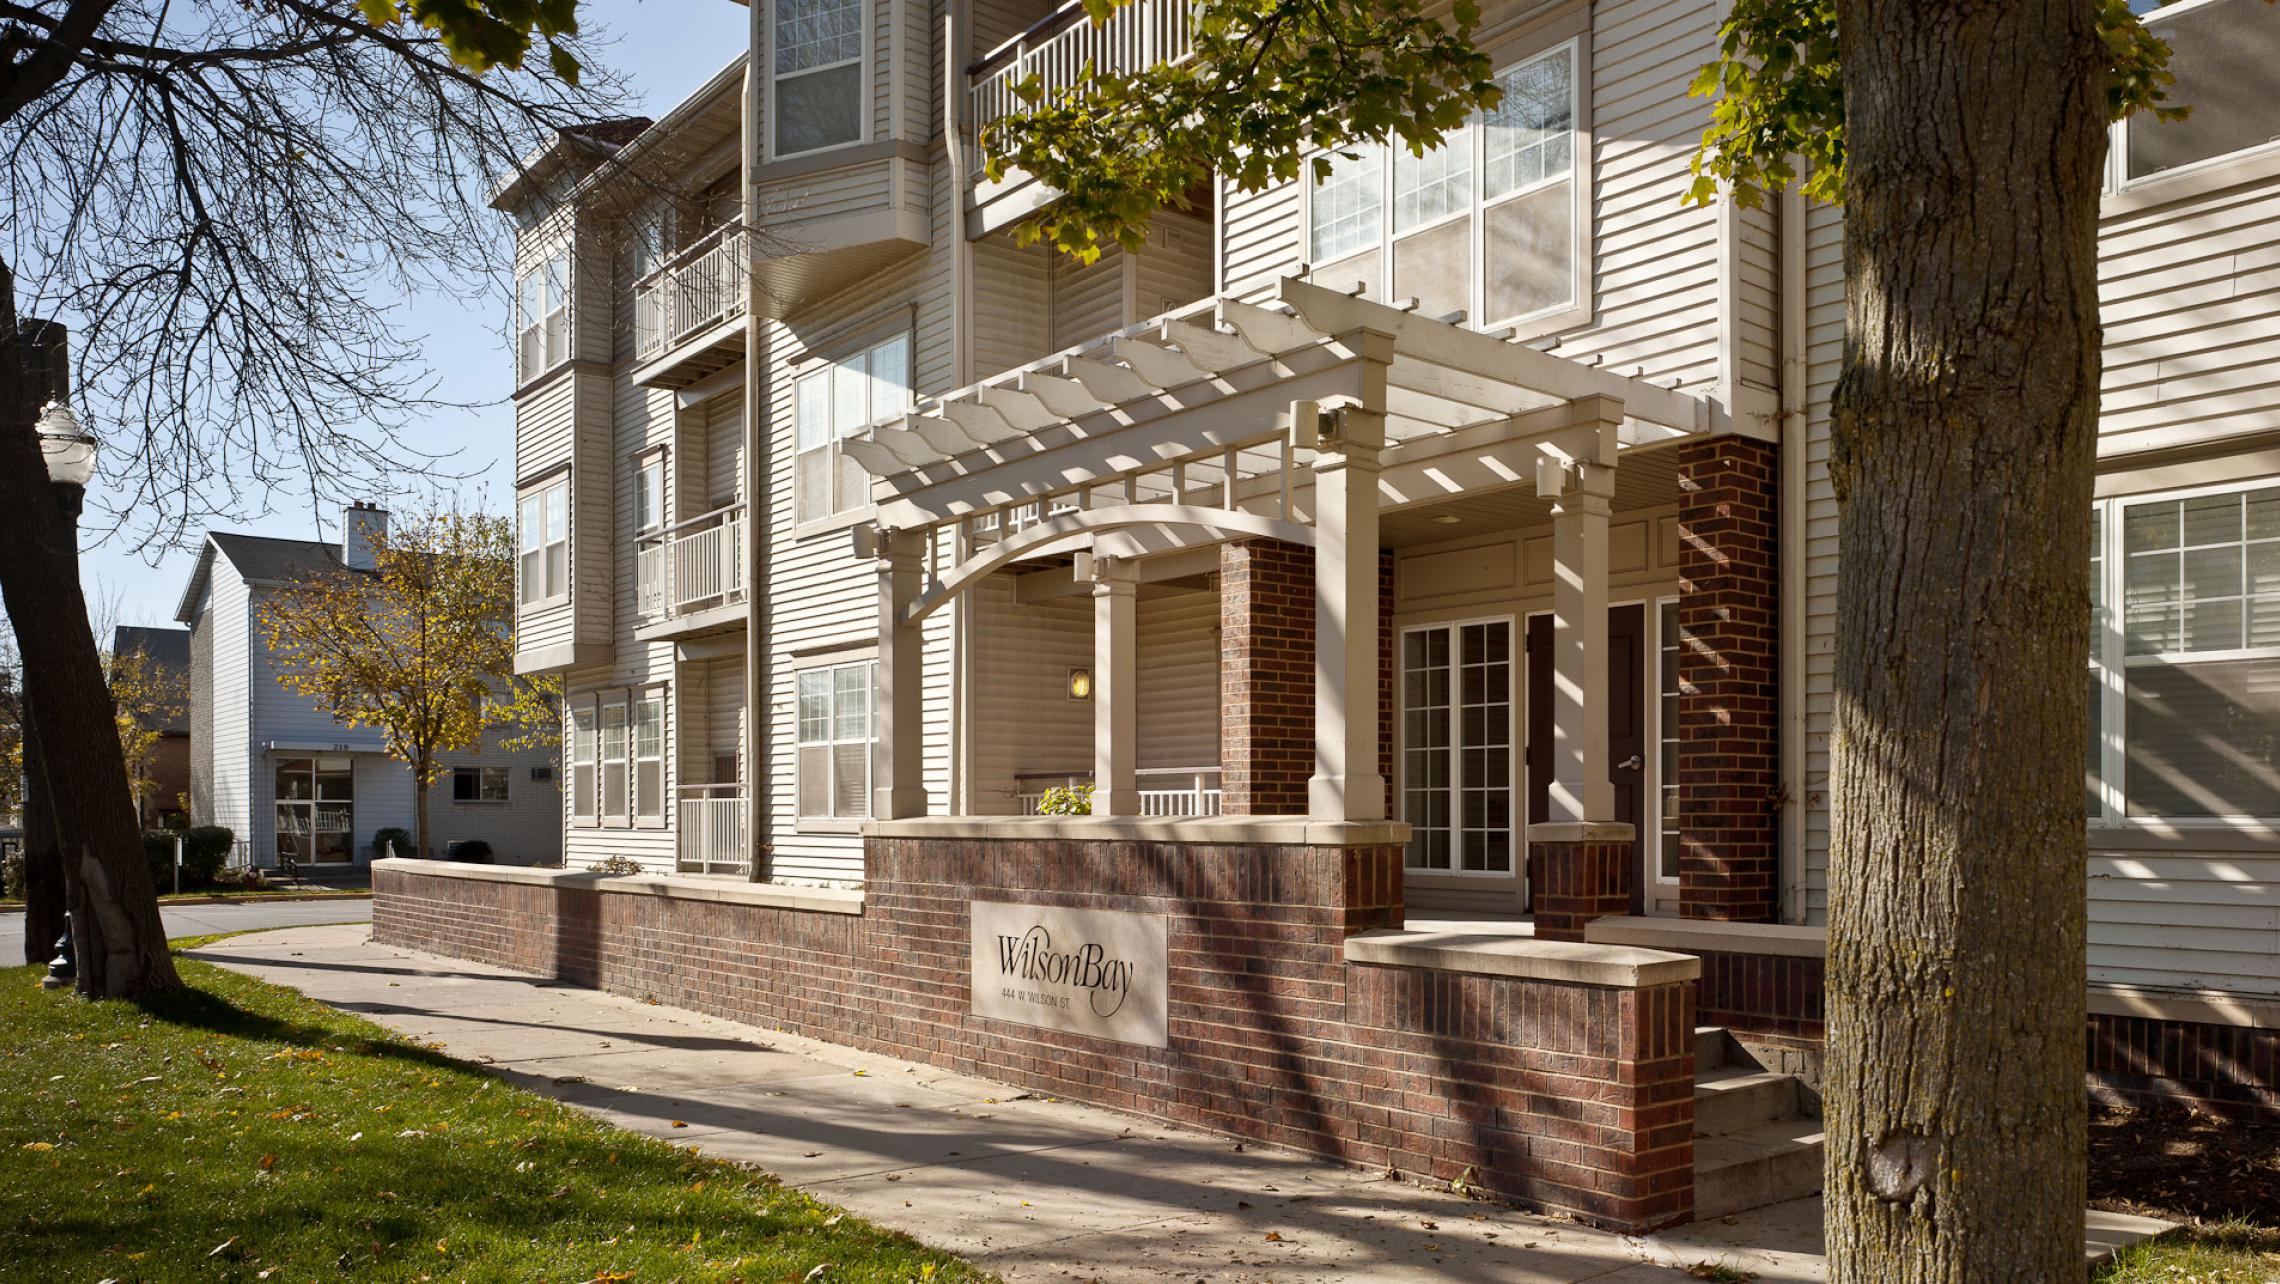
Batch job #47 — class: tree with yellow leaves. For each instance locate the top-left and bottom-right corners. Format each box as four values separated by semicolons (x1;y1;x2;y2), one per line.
258;508;516;860
104;642;187;822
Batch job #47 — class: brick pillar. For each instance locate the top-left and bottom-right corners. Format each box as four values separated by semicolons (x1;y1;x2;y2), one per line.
1676;436;1780;921
1221;540;1314;815
1531;832;1635;941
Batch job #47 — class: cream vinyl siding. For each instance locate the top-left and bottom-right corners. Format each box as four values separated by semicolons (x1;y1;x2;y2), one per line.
759;159;899;226
1219;179;1301;302
970;0;1053;56
1734;201;1781;391
970;577;1095;813
2097;176;2280;457
971;235;1053;379
1799;199;1843;922
1132;212;1215;321
1049;250;1124;352
1134;586;1221;772
704;389;745;509
2086;851;2280;995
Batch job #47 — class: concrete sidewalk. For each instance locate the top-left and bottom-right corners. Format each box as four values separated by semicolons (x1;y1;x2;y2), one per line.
188;924;1829;1283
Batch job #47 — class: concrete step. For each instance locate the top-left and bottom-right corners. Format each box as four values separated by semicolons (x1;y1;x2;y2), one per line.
1694;1115;1825;1222
1694;1024;1731;1076
1695;1068;1801;1138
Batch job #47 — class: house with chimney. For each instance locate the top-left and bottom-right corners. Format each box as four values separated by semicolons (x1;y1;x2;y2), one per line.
372;0;2280;1233
175;504;562;869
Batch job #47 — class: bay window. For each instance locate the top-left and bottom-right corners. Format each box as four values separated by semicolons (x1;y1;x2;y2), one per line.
517;478;569;607
516;248;571;382
2090;481;2280;822
772;0;865;158
1306;41;1582;334
797;660;875;821
796;333;911;524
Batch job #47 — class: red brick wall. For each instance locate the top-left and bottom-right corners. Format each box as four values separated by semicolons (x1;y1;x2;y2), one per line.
378;837;1697;1231
1675;437;1781;921
2088;1012;2280;1123
1693;949;1826;1045
1529;840;1636;942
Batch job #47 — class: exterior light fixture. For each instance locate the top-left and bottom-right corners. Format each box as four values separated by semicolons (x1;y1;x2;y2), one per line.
1067;666;1093;701
34;399;97;489
1431;514;1462;525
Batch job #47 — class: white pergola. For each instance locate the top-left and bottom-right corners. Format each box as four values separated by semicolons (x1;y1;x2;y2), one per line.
849;276;1712;827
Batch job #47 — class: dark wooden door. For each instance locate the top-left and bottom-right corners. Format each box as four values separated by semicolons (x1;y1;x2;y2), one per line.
1525;606;1649;911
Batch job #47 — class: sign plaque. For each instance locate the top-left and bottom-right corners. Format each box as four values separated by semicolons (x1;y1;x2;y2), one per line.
969;900;1169;1048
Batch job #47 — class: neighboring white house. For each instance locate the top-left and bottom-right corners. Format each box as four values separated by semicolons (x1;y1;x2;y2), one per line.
175;504;562;868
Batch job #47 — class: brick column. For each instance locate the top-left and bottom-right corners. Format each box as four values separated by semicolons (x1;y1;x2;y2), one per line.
1220;539;1314;815
1676;436;1780;921
1530;828;1635;941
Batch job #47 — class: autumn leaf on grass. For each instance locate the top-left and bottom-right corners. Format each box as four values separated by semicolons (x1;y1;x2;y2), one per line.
258;1153;279;1173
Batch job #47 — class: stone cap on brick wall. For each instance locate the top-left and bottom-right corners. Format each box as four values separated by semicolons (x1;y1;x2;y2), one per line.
1346;928;1700;988
863;816;1413;847
1583;914;1826;959
372;858;864;916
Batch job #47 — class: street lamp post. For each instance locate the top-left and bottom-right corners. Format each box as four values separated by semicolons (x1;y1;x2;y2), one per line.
28;396;97;988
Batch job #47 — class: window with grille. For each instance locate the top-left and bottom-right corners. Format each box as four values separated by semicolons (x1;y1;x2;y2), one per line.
1400;620;1514;873
568;701;596;825
772;0;865;157
515;249;570;382
797;660;876;820
516;479;569;607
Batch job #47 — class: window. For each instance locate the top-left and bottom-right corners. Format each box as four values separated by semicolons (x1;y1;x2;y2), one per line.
516;248;571;382
797;660;876;820
1400;620;1513;873
569;700;596;825
2115;0;2280;185
634;688;665;824
2089;481;2280;821
634;455;665;533
772;0;864;157
1306;42;1581;332
451;766;510;803
796;333;911;523
517;479;569;606
600;696;629;823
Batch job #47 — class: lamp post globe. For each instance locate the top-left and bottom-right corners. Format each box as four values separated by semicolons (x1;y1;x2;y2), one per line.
34;399;97;490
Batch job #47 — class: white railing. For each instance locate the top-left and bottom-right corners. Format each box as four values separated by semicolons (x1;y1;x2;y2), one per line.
969;0;1195;148
636;503;746;622
1015;767;1223;817
677;783;748;876
634;223;750;362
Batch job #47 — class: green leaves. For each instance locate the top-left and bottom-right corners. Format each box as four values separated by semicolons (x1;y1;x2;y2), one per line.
1683;0;2202;210
979;0;1501;261
356;0;586;84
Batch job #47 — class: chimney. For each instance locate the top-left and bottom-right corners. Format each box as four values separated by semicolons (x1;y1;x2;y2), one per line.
343;502;389;571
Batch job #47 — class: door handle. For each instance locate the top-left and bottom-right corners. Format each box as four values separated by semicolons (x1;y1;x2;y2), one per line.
1618;754;1643;772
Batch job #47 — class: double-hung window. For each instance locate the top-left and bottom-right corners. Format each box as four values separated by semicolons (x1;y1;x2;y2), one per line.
516;248;571;382
797;660;876;821
634;455;665;534
451;766;510;802
2089;481;2280;821
1305;41;1582;334
517;479;569;606
633;688;665;825
600;695;630;824
796;333;911;524
2110;0;2280;189
772;0;865;157
568;700;597;825
1400;620;1514;874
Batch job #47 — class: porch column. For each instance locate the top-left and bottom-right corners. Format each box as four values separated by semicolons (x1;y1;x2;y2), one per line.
1309;400;1388;822
1528;395;1634;941
868;526;928;819
1091;556;1140;816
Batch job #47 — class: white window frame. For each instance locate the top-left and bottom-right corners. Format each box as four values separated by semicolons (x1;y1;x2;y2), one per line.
633;685;667;828
451;765;511;803
1397;616;1518;878
633;451;667;535
517;476;570;608
1301;37;1592;341
795;658;878;828
600;693;630;827
1651;595;1681;886
568;696;597;827
2106;0;2280;195
766;0;871;163
516;247;572;384
2090;476;2280;827
794;330;912;528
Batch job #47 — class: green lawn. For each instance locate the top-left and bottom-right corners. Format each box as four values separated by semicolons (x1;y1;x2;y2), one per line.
2094;1219;2280;1283
0;955;986;1283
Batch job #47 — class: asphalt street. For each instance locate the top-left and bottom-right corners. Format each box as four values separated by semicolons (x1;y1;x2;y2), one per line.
0;896;373;964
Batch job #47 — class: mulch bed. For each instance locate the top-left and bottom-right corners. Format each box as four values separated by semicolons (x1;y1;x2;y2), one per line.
2090;1104;2280;1226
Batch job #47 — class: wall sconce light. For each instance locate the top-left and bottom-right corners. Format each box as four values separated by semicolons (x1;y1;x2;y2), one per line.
1067;666;1093;701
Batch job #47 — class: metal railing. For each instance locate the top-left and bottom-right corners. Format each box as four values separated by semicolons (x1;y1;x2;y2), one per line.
635;502;746;622
633;223;750;362
1015;767;1223;817
676;783;748;875
969;0;1195;149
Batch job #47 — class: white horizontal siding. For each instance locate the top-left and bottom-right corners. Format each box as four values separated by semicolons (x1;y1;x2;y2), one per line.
971;576;1094;814
2087;851;2280;996
1135;586;1220;772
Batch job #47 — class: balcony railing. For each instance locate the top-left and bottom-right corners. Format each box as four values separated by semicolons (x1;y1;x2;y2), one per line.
677;783;748;876
634;223;750;363
635;502;746;623
1014;767;1224;817
969;0;1194;147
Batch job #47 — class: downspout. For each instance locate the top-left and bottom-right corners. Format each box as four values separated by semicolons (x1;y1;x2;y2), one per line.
1777;183;1810;924
743;16;770;878
945;10;975;815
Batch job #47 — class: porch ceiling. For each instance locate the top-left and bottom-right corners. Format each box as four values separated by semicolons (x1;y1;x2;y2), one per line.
1378;440;1687;547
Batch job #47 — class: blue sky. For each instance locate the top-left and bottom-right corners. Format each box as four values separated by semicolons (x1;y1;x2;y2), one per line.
71;0;751;632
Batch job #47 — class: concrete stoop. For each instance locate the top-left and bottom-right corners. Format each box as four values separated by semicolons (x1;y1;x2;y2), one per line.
1692;1026;1827;1223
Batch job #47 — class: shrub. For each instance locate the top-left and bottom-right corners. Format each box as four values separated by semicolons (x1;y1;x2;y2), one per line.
446;839;492;863
371;826;414;860
1;849;23;900
142;826;233;891
590;855;642;874
1034;783;1094;816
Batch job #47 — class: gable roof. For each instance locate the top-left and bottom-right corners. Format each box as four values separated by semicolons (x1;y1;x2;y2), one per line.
173;532;360;624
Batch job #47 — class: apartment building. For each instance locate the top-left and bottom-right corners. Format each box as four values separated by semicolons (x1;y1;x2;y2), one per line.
381;0;2280;1232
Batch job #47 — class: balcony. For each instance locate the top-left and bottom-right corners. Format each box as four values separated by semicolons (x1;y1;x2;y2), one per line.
966;0;1194;237
1014;767;1224;817
634;502;748;641
677;783;748;876
630;223;749;388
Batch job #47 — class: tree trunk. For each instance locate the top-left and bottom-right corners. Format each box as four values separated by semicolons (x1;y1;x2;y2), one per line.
1825;2;2103;1278
0;263;180;998
19;695;66;967
414;766;430;860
